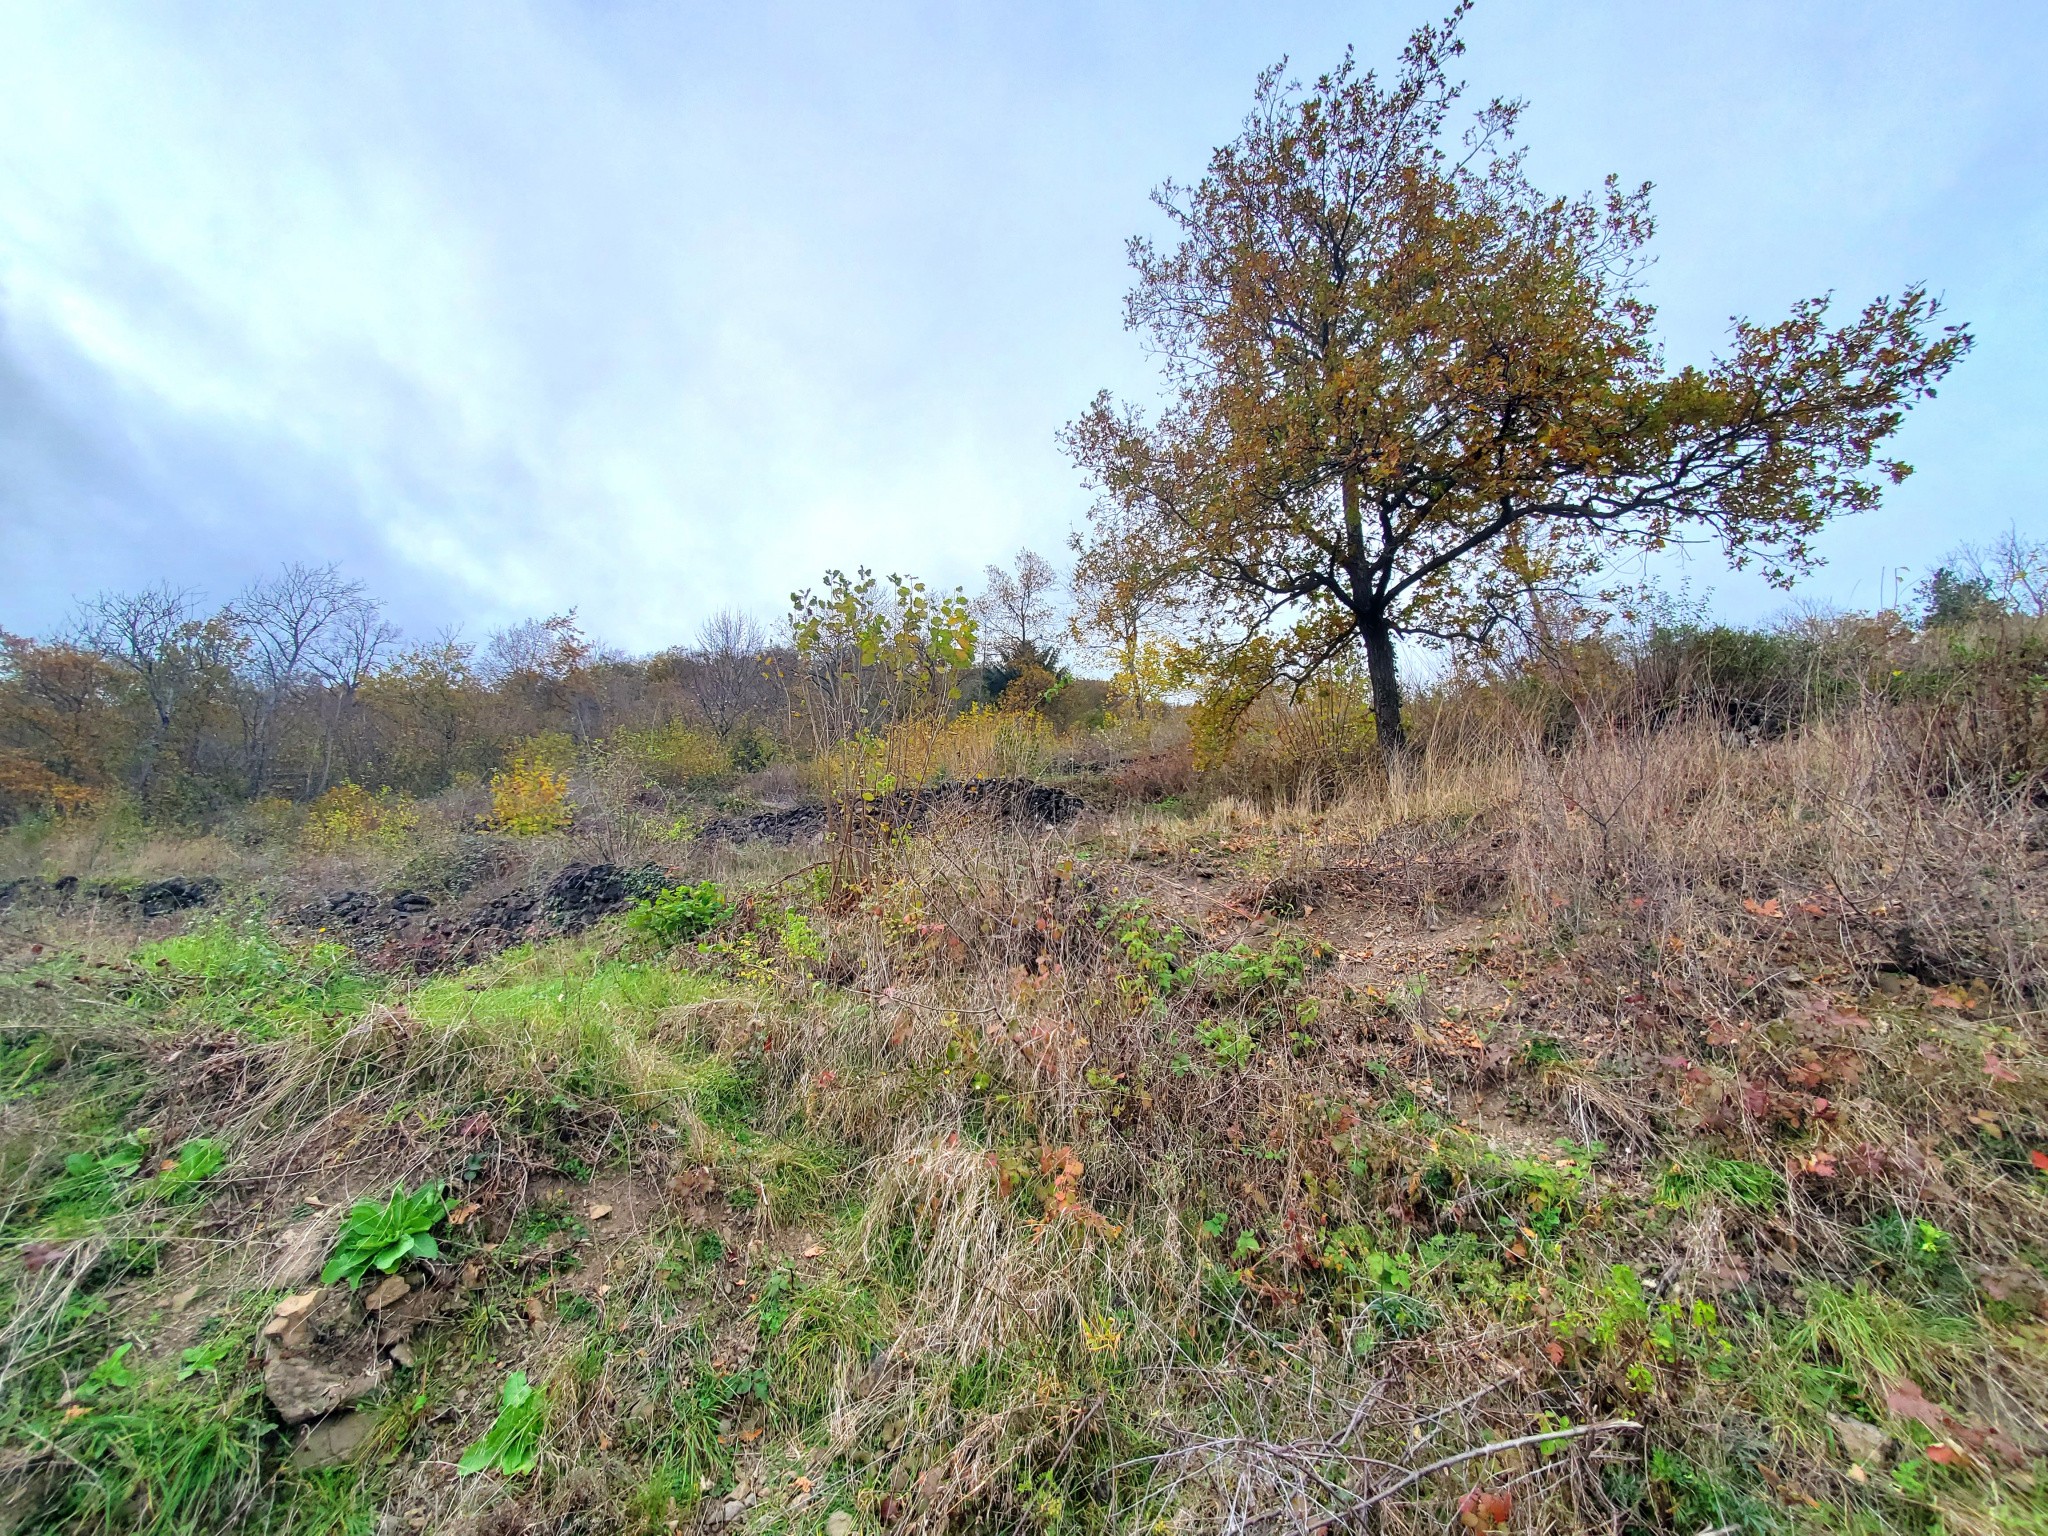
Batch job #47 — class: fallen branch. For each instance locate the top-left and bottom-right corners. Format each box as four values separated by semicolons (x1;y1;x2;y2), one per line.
1357;1419;1642;1510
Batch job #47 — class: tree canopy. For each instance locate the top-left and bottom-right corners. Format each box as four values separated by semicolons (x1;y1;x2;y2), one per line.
1066;4;1971;751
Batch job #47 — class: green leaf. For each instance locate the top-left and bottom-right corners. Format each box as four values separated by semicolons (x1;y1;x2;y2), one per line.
458;1372;545;1477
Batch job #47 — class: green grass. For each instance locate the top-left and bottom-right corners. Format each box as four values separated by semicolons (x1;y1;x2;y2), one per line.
35;1379;273;1536
132;917;375;1032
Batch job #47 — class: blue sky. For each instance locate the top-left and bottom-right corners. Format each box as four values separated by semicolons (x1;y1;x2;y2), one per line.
2;1;2042;650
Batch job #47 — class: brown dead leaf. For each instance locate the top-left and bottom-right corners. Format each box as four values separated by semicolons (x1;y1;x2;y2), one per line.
446;1202;481;1227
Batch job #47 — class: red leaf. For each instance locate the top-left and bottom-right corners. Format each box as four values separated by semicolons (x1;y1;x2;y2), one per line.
18;1241;68;1272
1544;1340;1566;1366
1885;1378;1957;1436
2030;1150;2048;1173
1982;1051;2020;1084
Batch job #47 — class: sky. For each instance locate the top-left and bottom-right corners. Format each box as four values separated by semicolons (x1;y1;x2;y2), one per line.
1;0;2043;653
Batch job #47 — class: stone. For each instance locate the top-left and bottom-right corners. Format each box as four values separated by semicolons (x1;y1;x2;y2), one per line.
290;1410;378;1470
264;1287;327;1338
269;1220;338;1288
721;1500;745;1523
1829;1414;1889;1467
264;1352;390;1425
364;1275;411;1312
388;1341;416;1368
826;1513;857;1536
169;1285;201;1313
588;1203;613;1221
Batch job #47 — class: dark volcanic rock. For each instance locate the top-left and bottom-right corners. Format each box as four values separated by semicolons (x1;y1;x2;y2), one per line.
298;862;669;974
0;873;220;917
133;877;223;917
696;778;1083;846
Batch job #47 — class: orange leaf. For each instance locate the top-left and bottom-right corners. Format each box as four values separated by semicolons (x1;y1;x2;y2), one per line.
1742;897;1784;918
1457;1488;1513;1530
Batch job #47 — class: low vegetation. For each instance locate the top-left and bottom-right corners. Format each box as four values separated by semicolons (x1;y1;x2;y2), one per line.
3;12;2042;1533
3;611;2045;1532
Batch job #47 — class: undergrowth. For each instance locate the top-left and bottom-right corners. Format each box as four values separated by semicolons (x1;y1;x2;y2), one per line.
0;709;2043;1534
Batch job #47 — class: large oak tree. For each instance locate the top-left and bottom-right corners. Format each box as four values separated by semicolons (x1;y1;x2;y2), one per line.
1066;6;1970;752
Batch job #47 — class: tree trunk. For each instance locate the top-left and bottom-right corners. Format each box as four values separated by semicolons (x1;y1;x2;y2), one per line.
1359;613;1407;754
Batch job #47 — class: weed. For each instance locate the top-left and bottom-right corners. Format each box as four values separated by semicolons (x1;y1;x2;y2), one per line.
322;1182;449;1288
458;1370;547;1477
153;1138;225;1203
1194;1017;1255;1068
1654;1155;1786;1213
627;881;734;945
132;918;371;1029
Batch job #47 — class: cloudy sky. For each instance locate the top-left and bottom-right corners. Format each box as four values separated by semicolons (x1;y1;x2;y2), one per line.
2;0;2042;651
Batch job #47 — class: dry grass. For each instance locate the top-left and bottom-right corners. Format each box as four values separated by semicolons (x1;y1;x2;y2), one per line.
2;696;2045;1534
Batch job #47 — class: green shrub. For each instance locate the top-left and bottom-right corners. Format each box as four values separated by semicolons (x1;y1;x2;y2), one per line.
321;1181;448;1288
628;881;733;945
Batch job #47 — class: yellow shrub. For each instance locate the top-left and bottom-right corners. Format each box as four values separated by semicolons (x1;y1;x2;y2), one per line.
519;731;578;773
0;749;96;819
619;721;730;787
302;783;423;852
812;706;1054;797
490;755;573;835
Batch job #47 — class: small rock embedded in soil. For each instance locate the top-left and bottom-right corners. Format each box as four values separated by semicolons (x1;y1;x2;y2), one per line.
1829;1413;1890;1467
261;1285;391;1424
264;1287;325;1339
268;1217;338;1288
364;1274;411;1311
264;1351;390;1425
290;1409;378;1469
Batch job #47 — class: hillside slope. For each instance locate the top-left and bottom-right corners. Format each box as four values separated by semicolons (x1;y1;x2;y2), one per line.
2;717;2045;1535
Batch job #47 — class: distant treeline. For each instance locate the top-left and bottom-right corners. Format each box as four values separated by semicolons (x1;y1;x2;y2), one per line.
5;530;2045;826
0;560;1114;825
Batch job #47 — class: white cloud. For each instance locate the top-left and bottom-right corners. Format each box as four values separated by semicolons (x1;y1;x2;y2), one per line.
1;0;2042;645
